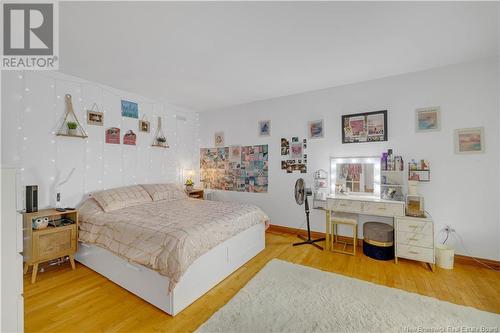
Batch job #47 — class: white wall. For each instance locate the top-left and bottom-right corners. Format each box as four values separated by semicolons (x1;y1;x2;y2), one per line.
200;58;500;260
1;71;200;209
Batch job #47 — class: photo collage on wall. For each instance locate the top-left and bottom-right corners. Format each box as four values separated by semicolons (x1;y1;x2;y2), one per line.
280;137;307;173
200;145;269;193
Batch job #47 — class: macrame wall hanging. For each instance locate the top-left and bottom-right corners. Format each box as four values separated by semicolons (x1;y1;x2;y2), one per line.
152;116;168;148
56;94;88;138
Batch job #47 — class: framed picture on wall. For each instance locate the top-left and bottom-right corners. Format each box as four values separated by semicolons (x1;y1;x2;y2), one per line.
139;120;150;133
308;119;324;139
214;131;224;147
121;100;139;118
87;110;104;126
416;107;441;132
454;127;485;154
342;110;387;144
258;120;271;136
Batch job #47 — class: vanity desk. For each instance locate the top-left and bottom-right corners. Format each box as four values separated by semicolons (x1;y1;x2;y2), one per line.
325;194;405;251
325;156;435;271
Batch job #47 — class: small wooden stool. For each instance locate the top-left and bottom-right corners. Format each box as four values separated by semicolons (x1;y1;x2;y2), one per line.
329;213;358;256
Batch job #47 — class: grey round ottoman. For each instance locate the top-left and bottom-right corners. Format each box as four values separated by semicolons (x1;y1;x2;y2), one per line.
363;222;394;260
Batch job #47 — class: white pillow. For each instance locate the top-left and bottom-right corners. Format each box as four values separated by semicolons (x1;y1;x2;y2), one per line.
91;185;152;212
141;183;188;202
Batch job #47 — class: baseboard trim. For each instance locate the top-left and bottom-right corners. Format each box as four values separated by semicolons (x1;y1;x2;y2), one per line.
267;224;500;270
454;254;500;270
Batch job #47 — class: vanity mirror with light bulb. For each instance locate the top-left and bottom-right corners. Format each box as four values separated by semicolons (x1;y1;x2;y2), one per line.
327;156;404;216
330;156;381;197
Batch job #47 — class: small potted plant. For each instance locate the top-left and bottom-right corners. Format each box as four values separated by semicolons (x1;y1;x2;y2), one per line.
185;179;194;192
156;136;167;146
67;121;78;136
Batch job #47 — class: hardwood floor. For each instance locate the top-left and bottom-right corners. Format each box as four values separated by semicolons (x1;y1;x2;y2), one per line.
24;230;500;333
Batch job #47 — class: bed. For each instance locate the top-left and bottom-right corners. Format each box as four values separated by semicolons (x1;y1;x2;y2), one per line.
76;184;268;315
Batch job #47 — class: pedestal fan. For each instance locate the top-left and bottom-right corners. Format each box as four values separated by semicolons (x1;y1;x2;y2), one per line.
293;178;325;250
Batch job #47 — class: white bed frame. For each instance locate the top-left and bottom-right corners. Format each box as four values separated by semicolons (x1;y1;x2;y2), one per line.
75;223;265;316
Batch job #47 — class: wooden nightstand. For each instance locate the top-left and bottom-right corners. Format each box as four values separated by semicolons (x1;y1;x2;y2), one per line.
186;189;204;200
22;209;78;283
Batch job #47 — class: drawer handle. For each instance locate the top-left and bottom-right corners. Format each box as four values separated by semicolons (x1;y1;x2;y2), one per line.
339;203;348;207
409;250;419;254
409;237;419;241
377;207;387;210
409;225;419;229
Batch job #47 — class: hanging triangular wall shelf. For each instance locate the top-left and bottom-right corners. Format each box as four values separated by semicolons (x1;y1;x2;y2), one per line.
56;94;88;138
152;116;169;148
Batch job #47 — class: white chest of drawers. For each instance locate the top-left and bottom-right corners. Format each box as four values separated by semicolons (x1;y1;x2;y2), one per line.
395;215;435;270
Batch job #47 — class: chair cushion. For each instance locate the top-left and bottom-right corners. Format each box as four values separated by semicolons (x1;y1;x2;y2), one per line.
91;185;152;212
141;183;187;202
332;212;358;225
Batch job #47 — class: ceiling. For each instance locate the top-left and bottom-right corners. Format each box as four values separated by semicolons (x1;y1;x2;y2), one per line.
60;2;499;111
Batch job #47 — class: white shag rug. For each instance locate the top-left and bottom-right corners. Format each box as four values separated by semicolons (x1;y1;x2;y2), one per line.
197;259;500;333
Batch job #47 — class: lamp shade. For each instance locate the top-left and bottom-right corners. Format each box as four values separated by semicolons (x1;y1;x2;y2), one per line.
183;168;195;180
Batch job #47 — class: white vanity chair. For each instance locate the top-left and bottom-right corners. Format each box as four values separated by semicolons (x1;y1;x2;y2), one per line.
325;157;405;253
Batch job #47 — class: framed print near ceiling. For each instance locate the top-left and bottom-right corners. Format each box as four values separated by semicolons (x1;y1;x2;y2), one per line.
258;120;271;136
342;110;387;144
454;127;485;154
416;106;441;132
214;131;224;147
121;100;139;118
308;119;324;139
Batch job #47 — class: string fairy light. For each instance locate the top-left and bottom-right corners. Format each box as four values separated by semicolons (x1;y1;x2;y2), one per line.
13;70;197;197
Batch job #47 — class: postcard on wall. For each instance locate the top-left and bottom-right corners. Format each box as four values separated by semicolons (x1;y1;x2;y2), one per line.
349;116;366;140
214;131;224;147
121;100;139;119
308;120;324;139
229;145;242;163
416;107;441;132
280;138;290;156
258;120;271;136
455;127;484;154
290;142;303;159
367;113;385;139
